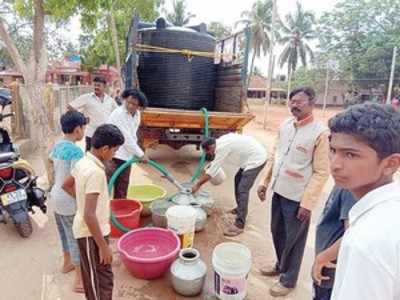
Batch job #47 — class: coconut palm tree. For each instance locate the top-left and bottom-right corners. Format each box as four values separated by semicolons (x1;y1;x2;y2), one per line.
278;1;316;97
166;0;195;26
237;0;273;88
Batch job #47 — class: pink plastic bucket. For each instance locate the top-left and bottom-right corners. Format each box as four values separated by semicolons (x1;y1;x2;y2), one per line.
117;228;180;279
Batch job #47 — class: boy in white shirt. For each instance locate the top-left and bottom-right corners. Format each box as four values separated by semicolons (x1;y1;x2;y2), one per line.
328;103;400;300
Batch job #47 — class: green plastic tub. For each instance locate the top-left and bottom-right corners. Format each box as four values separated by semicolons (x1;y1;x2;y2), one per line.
127;184;167;217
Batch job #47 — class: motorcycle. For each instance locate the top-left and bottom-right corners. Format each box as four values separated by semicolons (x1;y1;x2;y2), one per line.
0;89;47;238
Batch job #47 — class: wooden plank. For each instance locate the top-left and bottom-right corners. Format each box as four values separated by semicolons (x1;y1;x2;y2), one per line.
216;83;243;88
214;86;242;113
217;72;242;79
217;69;242;76
217;63;242;70
143;107;248;117
217;67;242;72
217;75;242;82
141;107;254;130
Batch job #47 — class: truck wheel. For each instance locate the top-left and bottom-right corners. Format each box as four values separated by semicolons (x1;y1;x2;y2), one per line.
15;219;33;238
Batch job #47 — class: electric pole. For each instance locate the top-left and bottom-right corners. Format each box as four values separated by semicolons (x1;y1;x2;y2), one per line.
323;60;330;117
386;46;397;104
263;0;277;129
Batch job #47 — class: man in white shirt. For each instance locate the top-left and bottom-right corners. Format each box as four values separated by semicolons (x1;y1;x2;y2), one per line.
328;102;400;300
68;77;117;151
192;133;268;236
106;89;147;198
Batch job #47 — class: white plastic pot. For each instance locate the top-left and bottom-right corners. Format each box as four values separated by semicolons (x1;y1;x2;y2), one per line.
205;165;226;186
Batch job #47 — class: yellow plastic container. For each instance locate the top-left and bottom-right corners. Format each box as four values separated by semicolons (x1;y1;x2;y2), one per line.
166;205;196;249
127;184;167;217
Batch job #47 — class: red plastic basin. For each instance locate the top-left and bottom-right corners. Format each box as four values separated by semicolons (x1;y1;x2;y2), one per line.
117;228;181;279
110;199;143;238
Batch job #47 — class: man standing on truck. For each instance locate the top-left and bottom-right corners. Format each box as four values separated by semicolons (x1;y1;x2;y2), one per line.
68;77;117;151
191;133;268;237
257;87;330;297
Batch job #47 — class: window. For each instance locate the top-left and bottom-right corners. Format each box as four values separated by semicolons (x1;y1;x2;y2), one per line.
333;95;338;103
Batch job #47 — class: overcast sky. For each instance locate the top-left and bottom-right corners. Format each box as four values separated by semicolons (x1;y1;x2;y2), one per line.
162;0;337;27
68;0;339;74
161;0;339;74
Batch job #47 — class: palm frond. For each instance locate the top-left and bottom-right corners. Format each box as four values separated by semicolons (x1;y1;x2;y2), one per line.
299;40;307;66
304;43;314;60
277;0;316;73
279;44;291;68
290;46;298;71
240;0;273;56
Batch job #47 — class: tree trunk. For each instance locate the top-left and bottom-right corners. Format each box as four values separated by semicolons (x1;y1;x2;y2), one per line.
0;0;55;184
24;76;55;184
109;10;122;88
286;68;293;102
247;51;256;90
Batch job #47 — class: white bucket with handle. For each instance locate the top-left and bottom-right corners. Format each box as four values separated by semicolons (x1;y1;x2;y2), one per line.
212;242;252;300
205;164;226;185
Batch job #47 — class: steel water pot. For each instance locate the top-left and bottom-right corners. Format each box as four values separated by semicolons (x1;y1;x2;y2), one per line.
170;248;207;296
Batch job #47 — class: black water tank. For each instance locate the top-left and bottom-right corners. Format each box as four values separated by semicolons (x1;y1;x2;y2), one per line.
137;19;216;110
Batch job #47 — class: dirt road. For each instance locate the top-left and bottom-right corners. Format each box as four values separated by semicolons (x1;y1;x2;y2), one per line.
0;103;340;300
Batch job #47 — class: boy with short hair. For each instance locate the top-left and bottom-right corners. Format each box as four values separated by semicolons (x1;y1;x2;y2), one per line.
328;103;400;300
63;124;125;300
312;186;356;300
49;110;87;293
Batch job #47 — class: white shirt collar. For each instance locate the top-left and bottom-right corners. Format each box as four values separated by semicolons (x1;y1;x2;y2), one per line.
121;105;138;118
92;92;109;102
349;181;400;225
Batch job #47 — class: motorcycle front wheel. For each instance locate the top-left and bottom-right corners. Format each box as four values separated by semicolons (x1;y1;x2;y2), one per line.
14;218;33;238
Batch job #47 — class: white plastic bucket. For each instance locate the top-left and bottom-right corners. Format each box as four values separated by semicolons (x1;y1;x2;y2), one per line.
166;205;196;249
205;165;227;186
212;242;252;300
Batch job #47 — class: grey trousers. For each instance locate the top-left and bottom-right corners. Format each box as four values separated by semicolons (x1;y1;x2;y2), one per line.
234;163;266;228
271;193;310;288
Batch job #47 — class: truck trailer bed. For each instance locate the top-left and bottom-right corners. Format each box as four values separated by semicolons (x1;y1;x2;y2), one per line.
139;107;254;149
141;107;254;130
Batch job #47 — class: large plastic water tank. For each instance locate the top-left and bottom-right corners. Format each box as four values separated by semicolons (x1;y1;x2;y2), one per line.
137;18;216;110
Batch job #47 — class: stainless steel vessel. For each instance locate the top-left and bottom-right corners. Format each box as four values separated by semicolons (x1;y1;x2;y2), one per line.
170;248;207;296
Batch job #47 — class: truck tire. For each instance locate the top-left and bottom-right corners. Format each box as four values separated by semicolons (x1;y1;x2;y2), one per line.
15;219;33;238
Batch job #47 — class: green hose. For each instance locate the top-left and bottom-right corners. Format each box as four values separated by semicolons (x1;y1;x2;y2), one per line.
190;107;209;183
109;107;209;233
108;157;173;233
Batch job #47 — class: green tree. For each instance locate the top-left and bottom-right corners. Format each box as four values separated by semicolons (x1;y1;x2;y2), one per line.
208;21;232;40
278;1;316;79
80;31;114;72
166;0;195;26
318;0;400;93
79;0;160;79
238;0;273;88
0;0;84;178
0;21;32;68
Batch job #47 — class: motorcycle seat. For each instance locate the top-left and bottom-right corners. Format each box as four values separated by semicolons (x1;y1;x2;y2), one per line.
0;152;16;163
